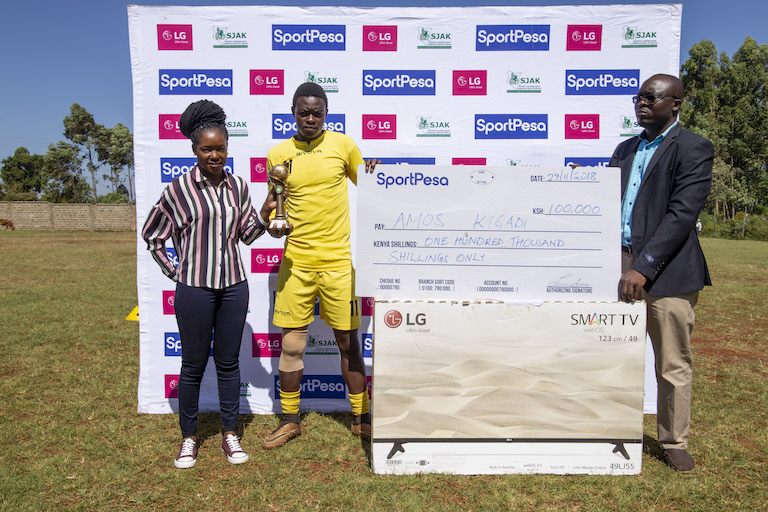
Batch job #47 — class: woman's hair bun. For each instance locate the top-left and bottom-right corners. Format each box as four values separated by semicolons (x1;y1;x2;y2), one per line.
179;100;226;139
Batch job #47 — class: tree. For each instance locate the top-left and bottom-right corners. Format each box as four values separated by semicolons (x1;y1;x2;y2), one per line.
63;103;103;203
0;147;46;200
681;37;768;219
96;123;135;202
42;141;90;203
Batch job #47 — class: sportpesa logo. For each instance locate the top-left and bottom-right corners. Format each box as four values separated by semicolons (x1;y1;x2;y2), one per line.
272;25;345;50
272;114;345;138
476;25;550;51
565;69;640;95
159;69;233;95
274;375;346;399
160;157;234;182
363;70;436;95
376;171;449;189
475;114;548;139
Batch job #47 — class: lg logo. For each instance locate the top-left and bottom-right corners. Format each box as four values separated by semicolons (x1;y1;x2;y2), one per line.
384;310;402;328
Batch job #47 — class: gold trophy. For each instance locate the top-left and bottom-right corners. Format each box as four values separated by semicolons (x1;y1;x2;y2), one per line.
268;163;291;231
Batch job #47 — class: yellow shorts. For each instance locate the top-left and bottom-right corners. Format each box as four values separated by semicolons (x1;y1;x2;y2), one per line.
273;263;361;330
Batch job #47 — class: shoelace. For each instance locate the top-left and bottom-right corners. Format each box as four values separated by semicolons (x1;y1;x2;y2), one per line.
179;438;196;457
224;434;243;453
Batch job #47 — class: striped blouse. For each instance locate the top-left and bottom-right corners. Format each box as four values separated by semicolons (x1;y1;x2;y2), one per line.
142;166;267;289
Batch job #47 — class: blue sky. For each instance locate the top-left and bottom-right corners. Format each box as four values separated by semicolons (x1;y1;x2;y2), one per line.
1;0;764;190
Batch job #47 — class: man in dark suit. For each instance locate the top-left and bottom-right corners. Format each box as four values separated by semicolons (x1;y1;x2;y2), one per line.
610;74;713;473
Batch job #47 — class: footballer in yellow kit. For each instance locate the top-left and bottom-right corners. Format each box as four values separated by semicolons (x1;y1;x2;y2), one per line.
262;82;379;450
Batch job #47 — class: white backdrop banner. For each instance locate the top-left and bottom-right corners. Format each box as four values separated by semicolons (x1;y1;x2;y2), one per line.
128;4;680;414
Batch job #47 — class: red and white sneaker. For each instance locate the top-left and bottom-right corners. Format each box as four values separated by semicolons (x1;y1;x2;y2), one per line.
174;437;198;469
221;432;249;464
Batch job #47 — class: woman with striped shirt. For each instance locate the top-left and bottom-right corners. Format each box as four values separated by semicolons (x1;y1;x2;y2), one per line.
142;100;288;469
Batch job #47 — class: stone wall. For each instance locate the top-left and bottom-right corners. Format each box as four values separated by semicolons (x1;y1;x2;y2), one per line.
0;202;136;231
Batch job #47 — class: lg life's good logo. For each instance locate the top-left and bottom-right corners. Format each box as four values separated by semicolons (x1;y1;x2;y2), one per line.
475;114;548;139
363;25;397;51
565;69;640;95
622;26;659;48
362;115;397;140
567;25;602;51
212;26;247;49
361;297;374;317
305;71;340;94
159;69;233;95
251;248;283;273
252;332;282;357
565;157;610;168
565;114;600;139
162;291;175;315
453;157;486;165
160;157;233;183
416;116;451;138
362;70;436;96
157;24;192;50
165;374;180;398
476;25;550;51
272;114;345;139
417;27;452;49
159;114;184;139
272;25;345;51
250;70;284;95
250;158;268;183
453;70;487;96
506;72;543;93
383;310;428;330
274;375;346;399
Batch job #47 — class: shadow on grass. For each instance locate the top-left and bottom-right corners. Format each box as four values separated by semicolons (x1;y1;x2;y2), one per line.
643;433;665;462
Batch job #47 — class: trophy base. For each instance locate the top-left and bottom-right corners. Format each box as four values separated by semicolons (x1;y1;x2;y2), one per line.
269;219;290;230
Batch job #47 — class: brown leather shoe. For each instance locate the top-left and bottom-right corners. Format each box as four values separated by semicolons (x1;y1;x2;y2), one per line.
663;448;695;473
262;414;301;450
351;413;371;441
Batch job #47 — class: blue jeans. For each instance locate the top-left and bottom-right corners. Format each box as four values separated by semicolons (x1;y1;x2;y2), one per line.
174;280;248;437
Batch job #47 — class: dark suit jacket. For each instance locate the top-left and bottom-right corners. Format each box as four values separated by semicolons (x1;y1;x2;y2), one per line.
610;123;713;296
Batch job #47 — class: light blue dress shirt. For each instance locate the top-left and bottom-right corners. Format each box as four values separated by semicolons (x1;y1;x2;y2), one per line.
621;121;678;246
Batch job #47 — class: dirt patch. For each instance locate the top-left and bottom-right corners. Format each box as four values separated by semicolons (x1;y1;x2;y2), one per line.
693;337;765;361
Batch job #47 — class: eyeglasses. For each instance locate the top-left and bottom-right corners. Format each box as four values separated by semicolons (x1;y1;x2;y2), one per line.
632;94;680;105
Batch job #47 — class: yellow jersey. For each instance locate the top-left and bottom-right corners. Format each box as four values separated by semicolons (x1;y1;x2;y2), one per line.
267;130;364;270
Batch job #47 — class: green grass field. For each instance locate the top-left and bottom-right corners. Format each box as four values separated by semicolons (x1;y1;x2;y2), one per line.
0;232;766;511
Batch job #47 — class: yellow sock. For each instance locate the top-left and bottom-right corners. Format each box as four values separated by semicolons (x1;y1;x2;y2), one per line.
280;389;301;415
349;390;370;416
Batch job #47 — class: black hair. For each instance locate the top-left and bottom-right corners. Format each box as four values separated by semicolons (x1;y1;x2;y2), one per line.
179;100;228;146
292;82;328;108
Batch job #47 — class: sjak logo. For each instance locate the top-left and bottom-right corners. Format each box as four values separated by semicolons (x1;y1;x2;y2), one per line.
506;72;542;93
622;26;658;48
620;115;642;137
304;71;339;93
417;27;452;49
416;116;451;137
213;26;247;48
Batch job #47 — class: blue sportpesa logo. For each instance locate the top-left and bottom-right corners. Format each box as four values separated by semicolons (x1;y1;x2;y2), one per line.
475;114;548;139
272;114;346;139
564;157;610;167
272;25;345;50
159;69;233;95
274;375;346;399
363;70;436;95
160;157;234;182
164;332;181;356
376;171;449;189
476;25;550;51
565;70;640;95
375;157;436;165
